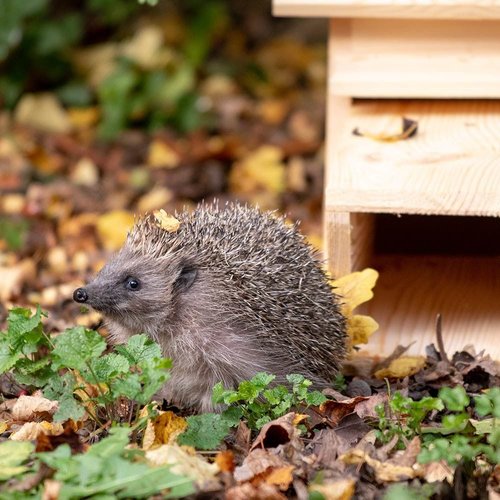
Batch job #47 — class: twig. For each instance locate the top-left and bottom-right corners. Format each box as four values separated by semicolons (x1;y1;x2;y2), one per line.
435;314;450;365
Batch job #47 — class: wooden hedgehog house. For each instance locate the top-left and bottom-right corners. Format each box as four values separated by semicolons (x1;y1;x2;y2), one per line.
273;0;500;359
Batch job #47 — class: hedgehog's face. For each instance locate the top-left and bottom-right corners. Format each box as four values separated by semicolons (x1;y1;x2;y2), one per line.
73;246;198;336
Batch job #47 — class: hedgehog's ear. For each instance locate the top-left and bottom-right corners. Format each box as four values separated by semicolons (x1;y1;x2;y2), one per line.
174;264;197;293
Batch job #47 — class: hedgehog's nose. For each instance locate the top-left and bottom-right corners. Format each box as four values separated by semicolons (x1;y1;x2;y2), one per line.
73;288;88;303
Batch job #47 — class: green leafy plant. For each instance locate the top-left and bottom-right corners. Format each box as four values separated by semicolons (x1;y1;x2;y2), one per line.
418;387;500;466
0;306;171;424
376;386;500;467
0;427;194;498
375;391;444;446
213;372;327;430
178;372;327;450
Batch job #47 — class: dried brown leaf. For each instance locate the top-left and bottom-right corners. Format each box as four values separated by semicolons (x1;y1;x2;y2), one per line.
251;412;302;451
309;478;356;500
12;395;58;422
318;396;369;427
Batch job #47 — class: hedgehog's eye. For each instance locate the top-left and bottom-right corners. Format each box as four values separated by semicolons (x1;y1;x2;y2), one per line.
125;277;141;291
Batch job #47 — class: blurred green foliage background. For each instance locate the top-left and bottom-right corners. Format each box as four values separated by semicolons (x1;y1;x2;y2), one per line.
0;0;262;139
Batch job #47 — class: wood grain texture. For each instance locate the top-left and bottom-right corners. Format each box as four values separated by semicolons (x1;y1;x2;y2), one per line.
274;0;500;20
329;19;500;98
362;255;500;358
325;212;374;276
326;100;500;216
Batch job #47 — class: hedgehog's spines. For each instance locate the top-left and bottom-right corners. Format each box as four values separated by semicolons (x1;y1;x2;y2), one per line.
124;202;346;383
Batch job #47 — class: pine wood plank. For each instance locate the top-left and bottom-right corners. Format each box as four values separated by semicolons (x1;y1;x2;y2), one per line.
328;19;500;98
363;255;500;358
326;100;500;216
325;212;374;277
274;0;500;20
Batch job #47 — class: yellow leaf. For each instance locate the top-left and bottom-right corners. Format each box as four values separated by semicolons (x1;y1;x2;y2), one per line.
349;314;379;345
309;478;356;500
0;422;7;434
96;210;135;251
331;268;379;346
331;268;379;316
147;140;180;169
145;444;219;487
142;411;187;450
341;448;421;483
292;413;309;426
305;233;323;253
122;25;164;69
265;465;295;490
10;422;64;441
137;187;174;213
14;93;72;134
153;209;181;232
229;145;286;201
374;356;427;380
68;107;100;129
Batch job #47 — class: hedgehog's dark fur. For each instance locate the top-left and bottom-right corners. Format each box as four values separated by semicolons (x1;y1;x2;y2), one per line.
76;202;347;411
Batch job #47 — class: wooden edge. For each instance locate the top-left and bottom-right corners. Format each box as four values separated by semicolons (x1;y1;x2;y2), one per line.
324;212;375;277
273;1;500;20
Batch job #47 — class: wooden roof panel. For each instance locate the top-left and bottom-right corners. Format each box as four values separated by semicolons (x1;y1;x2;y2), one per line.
273;1;500;19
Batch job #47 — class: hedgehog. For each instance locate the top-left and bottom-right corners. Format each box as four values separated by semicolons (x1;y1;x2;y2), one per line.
73;202;347;412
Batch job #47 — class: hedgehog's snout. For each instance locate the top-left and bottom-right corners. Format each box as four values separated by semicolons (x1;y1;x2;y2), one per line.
73;287;88;303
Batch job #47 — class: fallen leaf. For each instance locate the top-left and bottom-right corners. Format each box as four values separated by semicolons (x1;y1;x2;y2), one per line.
353;117;418;142
235;420;252;454
96;210;135;251
423;460;454;484
264;466;294;490
145;444;219;488
142;411;187;449
375;356;427;379
215;450;235;473
12;395;58;422
251;412;302;451
387;436;421;467
46;246;69;275
11;422;65;441
27;147;64;175
257;99;289;125
35;420;85;454
0;259;36;302
349;314;379;345
42;479;62;500
341;448;422;483
14;93;72;134
137;187;174;213
229;145;286;207
70;158;99;187
72;42;118;88
309;478;356;500
153;209;181;232
354;393;388;420
234;448;289;483
331;269;379;346
226;482;286;500
148;140;180;169
121;25;172;70
68;107;100;129
331;268;379;315
1;194;25;214
318;396;369;427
